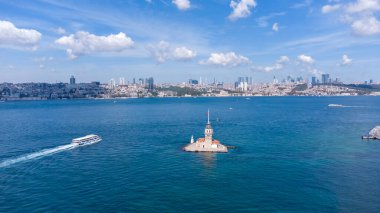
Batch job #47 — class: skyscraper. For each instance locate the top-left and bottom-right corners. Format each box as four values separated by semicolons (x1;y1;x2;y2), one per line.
322;74;330;84
119;77;125;86
147;77;154;92
70;76;76;85
311;77;317;85
109;78;116;89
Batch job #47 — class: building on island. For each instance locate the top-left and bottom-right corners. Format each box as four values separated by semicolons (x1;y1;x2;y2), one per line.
183;110;228;152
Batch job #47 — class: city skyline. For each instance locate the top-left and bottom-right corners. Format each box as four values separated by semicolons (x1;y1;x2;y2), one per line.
1;0;380;83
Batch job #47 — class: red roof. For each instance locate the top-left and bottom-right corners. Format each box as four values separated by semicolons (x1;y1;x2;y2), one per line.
197;138;205;142
212;140;220;144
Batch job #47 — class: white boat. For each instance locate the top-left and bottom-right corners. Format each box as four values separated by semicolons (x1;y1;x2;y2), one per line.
72;134;102;146
328;104;344;107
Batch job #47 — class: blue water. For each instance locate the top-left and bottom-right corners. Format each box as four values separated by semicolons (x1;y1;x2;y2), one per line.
1;97;380;212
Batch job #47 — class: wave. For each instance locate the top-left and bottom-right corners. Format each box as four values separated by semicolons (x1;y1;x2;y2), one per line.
0;143;79;168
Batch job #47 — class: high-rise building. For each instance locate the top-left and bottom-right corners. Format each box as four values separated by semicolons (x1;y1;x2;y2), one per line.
322;74;330;84
235;77;248;92
139;78;145;85
273;76;279;84
119;77;125;86
311;77;317;85
70;76;76;85
109;78;116;89
147;77;154;92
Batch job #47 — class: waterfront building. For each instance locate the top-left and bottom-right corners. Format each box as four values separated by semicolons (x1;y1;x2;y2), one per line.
183;110;228;152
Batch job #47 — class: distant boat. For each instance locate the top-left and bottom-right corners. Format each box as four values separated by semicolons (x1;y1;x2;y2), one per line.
229;107;233;110
246;98;251;100
328;104;344;107
72;134;102;146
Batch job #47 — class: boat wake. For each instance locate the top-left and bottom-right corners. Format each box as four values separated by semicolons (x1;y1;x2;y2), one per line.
0;143;79;168
328;104;362;108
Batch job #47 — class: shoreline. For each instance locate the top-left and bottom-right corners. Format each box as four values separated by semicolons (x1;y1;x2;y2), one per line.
1;94;380;102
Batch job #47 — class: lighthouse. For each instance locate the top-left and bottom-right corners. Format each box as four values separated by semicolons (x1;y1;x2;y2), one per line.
204;109;213;143
183;110;228;152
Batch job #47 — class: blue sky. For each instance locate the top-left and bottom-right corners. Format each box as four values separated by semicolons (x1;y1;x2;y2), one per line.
0;0;379;83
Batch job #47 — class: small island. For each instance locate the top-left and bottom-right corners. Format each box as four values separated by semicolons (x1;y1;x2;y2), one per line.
184;110;228;153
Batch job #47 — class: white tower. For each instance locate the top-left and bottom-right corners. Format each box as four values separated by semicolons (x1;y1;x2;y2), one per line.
204;109;213;142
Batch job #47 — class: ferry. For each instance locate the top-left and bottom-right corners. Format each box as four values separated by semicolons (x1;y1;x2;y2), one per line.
328;104;344;107
72;134;102;146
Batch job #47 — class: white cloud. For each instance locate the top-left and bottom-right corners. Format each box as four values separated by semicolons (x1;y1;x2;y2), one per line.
291;0;313;9
148;41;196;63
228;0;257;21
298;54;315;64
295;54;321;75
272;23;279;32
253;56;289;72
200;52;250;67
55;31;134;59
322;0;380;36
277;55;290;63
256;12;286;28
340;54;353;66
310;68;323;76
321;4;341;13
34;56;53;63
0;20;41;49
351;15;380;35
174;46;197;60
346;0;380;13
56;27;66;35
172;0;191;10
147;41;171;63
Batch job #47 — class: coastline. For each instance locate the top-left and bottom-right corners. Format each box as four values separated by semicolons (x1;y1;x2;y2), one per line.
1;94;380;102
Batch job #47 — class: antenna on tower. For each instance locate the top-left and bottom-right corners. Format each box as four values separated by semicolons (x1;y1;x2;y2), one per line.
207;109;210;124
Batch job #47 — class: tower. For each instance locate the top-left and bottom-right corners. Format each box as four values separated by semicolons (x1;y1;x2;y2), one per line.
204;109;213;142
70;75;76;85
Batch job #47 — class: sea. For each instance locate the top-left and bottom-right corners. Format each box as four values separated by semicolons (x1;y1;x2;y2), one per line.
1;96;380;212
